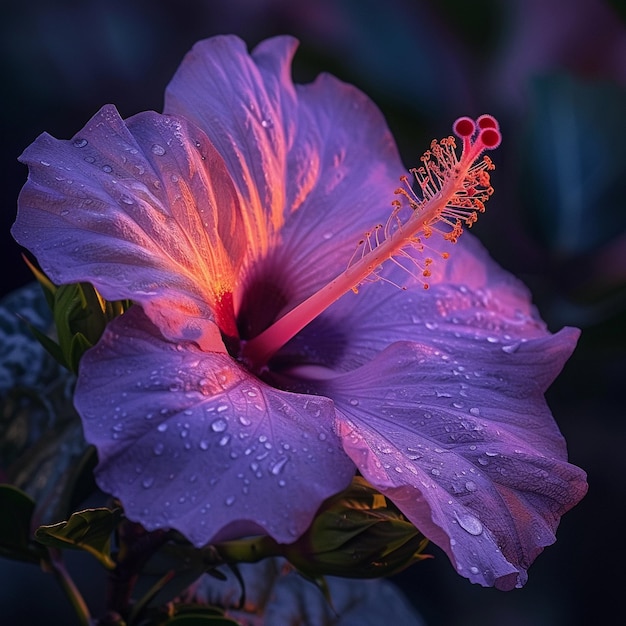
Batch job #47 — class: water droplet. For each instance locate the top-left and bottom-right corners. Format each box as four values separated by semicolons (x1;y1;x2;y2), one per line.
225;495;235;506
211;418;227;432
465;480;477;492
40;160;51;166
349;398;359;406
142;477;154;489
502;342;520;354
216;403;229;413
153;443;164;456
73;138;88;148
218;434;231;447
239;415;252;426
151;144;166;155
102;165;112;173
425;322;438;330
469;407;480;416
261;118;273;129
470;566;479;574
431;468;441;476
271;456;289;475
84;156;95;164
318;432;327;441
454;511;483;535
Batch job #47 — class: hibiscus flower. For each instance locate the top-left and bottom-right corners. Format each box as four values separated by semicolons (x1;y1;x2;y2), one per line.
12;35;587;590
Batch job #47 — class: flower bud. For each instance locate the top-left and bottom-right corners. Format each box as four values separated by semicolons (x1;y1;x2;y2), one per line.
281;477;430;578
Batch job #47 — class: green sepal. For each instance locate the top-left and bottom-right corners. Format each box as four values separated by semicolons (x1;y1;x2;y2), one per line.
35;507;123;568
0;484;47;564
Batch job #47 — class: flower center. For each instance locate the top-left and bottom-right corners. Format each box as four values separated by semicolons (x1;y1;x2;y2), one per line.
242;115;502;369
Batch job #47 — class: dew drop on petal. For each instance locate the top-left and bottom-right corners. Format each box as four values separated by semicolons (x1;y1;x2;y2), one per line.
157;423;168;433
454;511;483;535
270;456;289;476
211;418;227;433
153;443;164;456
142;477;154;489
225;496;235;506
502;343;520;354
73;138;88;148
151;144;166;155
465;480;477;492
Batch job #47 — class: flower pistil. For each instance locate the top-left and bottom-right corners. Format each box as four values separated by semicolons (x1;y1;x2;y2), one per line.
242;115;502;368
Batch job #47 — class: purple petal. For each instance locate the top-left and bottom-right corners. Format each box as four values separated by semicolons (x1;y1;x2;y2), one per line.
165;35;405;310
279;233;551;372
13;105;245;347
74;307;354;545
313;332;587;589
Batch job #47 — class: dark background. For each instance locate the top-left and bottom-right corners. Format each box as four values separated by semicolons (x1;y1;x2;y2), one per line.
1;0;625;624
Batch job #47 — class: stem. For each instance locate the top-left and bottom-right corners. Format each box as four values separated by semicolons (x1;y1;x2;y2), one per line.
106;524;170;616
48;551;91;626
214;535;282;564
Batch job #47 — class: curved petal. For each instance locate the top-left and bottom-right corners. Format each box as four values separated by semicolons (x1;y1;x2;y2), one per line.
13;105;245;347
312;334;587;589
164;35;298;258
278;233;551;372
74;307;354;546
164;35;405;316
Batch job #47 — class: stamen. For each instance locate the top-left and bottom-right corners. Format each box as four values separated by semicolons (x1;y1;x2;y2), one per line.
242;116;502;368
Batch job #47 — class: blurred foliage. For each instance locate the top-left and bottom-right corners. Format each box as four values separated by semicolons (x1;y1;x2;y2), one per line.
522;74;626;257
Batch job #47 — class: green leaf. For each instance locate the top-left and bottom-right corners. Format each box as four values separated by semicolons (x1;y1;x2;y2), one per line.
136;538;227;610
0;484;46;563
35;507;122;568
